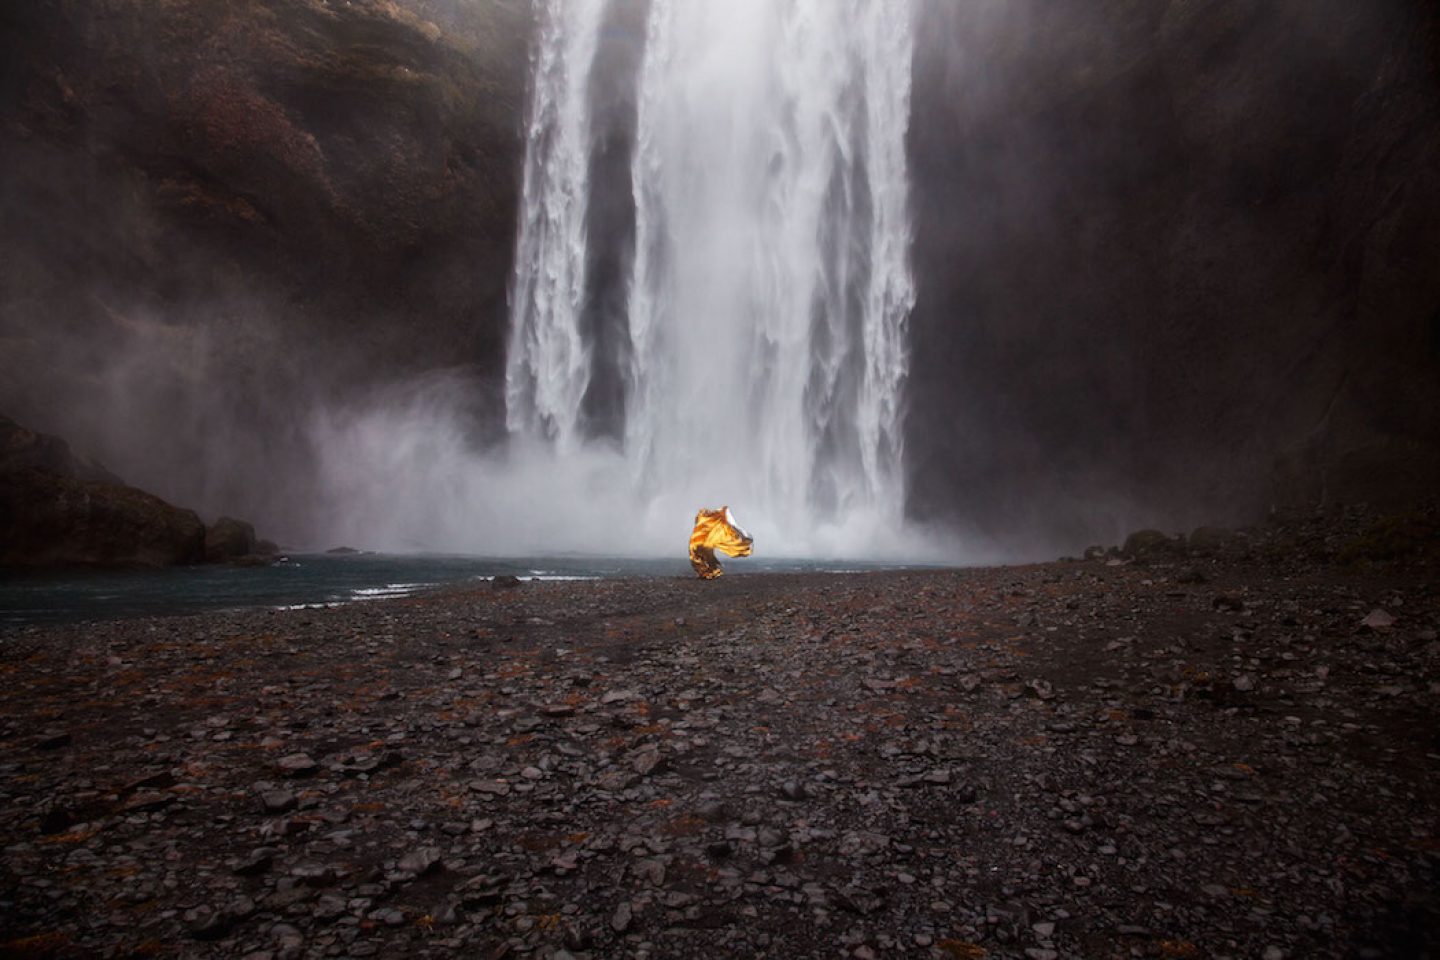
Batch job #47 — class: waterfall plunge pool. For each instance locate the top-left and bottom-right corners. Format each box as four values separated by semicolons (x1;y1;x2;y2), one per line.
0;553;946;627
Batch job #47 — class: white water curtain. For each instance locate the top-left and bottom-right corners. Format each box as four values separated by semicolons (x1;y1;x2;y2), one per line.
506;0;917;555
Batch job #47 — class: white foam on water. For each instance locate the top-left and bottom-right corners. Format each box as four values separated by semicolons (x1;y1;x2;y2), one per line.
350;583;432;600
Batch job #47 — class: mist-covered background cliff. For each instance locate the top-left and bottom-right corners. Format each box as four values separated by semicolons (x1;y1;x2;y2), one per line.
1;0;534;542
907;0;1440;550
2;0;1437;557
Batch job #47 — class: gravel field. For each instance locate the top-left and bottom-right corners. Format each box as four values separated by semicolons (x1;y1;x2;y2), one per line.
2;516;1438;959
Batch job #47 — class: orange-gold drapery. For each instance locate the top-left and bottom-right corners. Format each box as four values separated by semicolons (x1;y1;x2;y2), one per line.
688;506;753;579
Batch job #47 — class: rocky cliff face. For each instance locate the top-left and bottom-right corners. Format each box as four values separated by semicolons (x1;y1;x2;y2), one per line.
0;0;532;533
907;0;1440;550
0;414;206;567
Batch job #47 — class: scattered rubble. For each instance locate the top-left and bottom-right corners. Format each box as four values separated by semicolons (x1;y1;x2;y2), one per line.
1;511;1437;958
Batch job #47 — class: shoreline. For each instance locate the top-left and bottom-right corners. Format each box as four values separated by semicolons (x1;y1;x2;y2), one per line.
2;557;1436;958
0;556;959;631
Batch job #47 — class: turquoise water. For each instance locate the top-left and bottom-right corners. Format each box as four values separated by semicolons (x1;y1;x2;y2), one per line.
0;553;918;626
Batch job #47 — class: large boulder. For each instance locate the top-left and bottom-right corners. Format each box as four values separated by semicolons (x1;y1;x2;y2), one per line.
204;516;258;563
1122;528;1182;558
0;469;206;568
0;415;206;567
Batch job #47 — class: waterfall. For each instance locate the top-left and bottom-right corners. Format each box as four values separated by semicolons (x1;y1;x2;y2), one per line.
507;0;917;554
505;0;607;446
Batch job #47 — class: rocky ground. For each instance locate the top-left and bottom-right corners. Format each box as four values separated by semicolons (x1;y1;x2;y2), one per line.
1;514;1438;959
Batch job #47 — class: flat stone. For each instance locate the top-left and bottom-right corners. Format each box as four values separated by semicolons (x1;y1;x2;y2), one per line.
313;894;347;920
276;753;317;776
260;790;297;813
1361;608;1395;631
397;846;442;876
290;861;336;885
630;746;664;776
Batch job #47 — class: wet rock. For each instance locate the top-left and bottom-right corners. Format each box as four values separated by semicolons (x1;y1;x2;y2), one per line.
125;769;177;791
121;791;175;813
205;516;259;562
397;846;442;877
276;753;317;777
186;905;236;941
1025;679;1054;700
1174;566;1208;584
454;874;508;907
34;730;72;750
629;745;664;776
1124;529;1179;557
231;850;275;877
1361;608;1396;631
779;779;808;801
260;789;297;813
289;861;336;886
313;894;347;921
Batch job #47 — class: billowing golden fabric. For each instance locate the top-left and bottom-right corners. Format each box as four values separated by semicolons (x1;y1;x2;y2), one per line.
688;506;753;579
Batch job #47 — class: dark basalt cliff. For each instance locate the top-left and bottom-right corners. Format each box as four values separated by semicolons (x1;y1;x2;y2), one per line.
2;0;530;363
0;0;532;532
0;414;205;567
907;0;1440;548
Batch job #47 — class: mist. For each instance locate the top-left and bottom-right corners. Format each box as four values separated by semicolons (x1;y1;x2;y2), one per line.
305;381;956;560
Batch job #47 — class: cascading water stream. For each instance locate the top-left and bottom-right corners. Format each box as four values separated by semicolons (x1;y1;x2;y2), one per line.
505;0;607;447
507;0;917;555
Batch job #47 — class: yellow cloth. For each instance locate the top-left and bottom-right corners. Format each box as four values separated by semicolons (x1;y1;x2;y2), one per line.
688;506;753;579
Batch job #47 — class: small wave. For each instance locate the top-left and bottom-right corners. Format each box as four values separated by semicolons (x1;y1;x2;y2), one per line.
350;582;430;599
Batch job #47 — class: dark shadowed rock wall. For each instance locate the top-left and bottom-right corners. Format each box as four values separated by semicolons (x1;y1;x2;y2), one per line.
0;0;532;534
0;414;205;566
907;0;1440;552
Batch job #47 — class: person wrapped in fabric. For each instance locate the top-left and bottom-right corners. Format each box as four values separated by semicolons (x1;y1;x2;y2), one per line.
688;506;753;579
